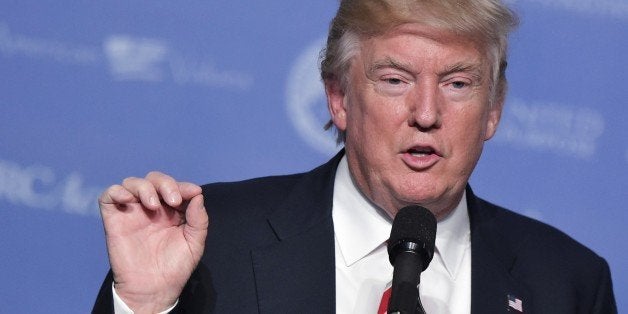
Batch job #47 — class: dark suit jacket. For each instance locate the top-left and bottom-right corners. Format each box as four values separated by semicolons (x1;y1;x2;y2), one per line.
94;151;616;313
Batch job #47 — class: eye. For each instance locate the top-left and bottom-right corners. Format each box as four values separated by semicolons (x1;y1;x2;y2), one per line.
373;73;411;96
451;81;468;89
384;78;403;85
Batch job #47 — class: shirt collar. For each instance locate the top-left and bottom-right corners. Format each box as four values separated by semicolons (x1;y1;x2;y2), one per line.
434;189;470;279
332;155;471;278
332;156;392;267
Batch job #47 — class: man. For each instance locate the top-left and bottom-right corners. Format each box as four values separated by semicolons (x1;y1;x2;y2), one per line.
94;0;617;313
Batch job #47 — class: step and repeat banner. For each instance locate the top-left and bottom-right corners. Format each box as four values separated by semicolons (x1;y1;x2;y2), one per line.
1;1;626;312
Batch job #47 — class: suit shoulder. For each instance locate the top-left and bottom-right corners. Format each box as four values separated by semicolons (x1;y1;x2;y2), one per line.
475;197;606;265
202;172;304;198
200;172;304;214
473;197;616;311
199;154;340;216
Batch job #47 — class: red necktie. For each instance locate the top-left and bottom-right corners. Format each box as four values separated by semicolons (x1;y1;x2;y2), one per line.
377;287;392;314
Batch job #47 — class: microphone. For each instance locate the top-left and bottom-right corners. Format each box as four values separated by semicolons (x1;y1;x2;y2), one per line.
387;205;437;314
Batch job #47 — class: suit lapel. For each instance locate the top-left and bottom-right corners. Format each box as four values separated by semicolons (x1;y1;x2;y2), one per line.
250;152;343;313
467;188;532;314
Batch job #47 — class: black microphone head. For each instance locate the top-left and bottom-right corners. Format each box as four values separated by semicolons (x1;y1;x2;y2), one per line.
387;205;437;270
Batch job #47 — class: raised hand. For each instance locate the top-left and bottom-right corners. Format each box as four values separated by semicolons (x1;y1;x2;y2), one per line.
99;171;208;313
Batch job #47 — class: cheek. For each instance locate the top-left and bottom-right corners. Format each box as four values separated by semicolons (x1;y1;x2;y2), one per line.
362;96;409;130
446;108;489;156
344;99;406;168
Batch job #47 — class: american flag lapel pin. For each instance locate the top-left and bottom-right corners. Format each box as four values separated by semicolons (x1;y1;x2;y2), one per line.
507;294;523;312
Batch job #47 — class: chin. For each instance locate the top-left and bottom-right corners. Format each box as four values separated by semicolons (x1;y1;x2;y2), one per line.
395;189;441;206
396;176;443;198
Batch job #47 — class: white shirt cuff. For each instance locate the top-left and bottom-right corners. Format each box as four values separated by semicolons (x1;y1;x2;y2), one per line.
112;283;178;314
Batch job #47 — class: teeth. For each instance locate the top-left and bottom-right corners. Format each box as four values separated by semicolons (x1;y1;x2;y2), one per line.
409;148;433;156
410;152;429;157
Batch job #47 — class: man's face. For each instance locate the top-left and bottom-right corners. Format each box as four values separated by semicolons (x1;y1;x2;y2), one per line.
326;24;503;219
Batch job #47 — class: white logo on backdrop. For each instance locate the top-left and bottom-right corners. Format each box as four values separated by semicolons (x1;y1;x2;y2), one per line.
512;0;628;18
496;98;605;159
0;22;252;90
104;35;169;81
0;23;99;64
103;35;253;90
169;55;253;91
0;158;102;216
285;38;339;155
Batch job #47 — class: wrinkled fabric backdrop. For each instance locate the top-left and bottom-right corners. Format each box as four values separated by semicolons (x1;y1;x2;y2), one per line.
1;1;626;312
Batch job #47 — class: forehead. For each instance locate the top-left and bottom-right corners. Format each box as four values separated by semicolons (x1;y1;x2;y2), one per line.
358;23;489;69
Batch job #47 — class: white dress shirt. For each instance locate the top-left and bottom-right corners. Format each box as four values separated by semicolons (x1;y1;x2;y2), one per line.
333;156;471;313
114;156;471;313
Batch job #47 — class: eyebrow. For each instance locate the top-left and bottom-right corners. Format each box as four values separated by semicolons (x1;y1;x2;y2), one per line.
367;57;414;77
439;62;484;80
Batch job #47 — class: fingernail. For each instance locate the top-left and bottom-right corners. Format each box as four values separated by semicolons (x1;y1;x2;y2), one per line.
169;192;179;204
149;196;158;206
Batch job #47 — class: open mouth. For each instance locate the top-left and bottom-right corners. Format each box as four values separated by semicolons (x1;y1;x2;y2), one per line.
408;146;437;157
402;145;441;169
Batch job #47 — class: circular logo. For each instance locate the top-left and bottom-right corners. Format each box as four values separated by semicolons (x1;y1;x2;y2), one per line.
285;38;340;155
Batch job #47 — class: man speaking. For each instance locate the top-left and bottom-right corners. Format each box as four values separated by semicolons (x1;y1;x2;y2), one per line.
93;0;617;313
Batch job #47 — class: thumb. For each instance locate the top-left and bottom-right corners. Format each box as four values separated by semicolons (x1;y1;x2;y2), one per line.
183;194;209;257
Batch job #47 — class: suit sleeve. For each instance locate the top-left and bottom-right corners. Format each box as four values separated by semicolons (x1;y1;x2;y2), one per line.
92;270;114;314
591;258;617;314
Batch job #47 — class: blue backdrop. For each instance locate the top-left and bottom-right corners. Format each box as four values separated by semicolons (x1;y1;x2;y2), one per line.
1;1;626;312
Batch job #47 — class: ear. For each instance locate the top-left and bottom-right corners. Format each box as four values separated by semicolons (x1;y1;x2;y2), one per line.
325;79;348;131
484;97;504;141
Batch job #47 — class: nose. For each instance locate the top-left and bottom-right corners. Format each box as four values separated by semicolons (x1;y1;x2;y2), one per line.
408;81;441;130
